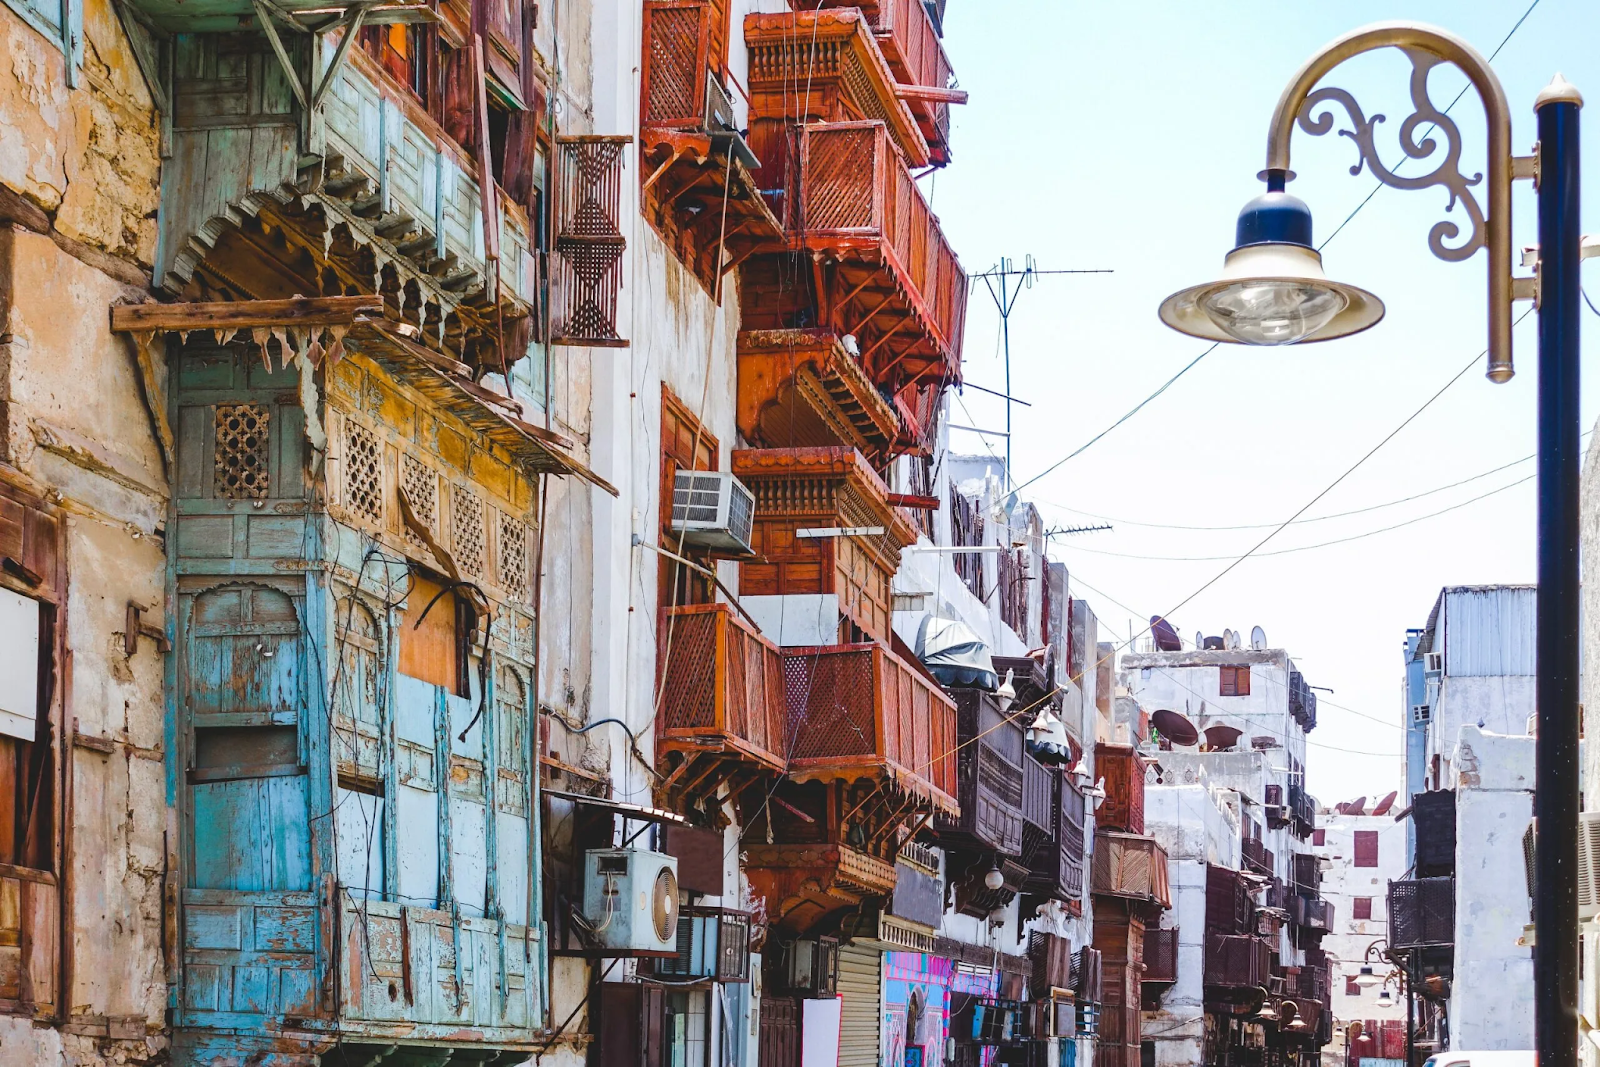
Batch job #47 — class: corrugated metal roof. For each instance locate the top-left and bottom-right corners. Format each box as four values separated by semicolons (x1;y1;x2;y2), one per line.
1441;585;1536;677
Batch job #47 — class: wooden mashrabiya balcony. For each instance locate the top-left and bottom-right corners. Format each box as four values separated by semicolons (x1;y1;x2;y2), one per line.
784;0;964;165
736;329;903;462
656;602;788;811
639;0;783;291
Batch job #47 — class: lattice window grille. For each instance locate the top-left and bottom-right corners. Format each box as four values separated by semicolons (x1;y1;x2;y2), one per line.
452;488;486;579
214;403;270;500
400;452;438;546
343;420;384;525
498;511;529;603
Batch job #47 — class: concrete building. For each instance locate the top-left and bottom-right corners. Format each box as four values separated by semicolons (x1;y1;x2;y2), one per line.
1127;635;1333;1067
1317;797;1408;1067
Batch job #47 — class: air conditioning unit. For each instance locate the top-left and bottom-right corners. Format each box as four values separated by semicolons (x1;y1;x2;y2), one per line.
1412;703;1431;724
1580;812;1600;920
670;470;755;555
652;906;752;982
582;849;680;955
1425;652;1443;675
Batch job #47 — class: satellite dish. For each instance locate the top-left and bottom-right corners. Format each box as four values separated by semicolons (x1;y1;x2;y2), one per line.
1150;615;1181;652
1225;629;1240;650
1251;626;1267;650
1151;708;1200;747
1204;724;1244;751
1194;632;1204;651
1371;790;1399;816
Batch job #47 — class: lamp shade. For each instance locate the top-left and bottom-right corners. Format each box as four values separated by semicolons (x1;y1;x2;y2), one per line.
1159;189;1384;346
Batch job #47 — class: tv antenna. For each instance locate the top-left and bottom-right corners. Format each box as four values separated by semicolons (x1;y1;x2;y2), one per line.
973;257;1113;487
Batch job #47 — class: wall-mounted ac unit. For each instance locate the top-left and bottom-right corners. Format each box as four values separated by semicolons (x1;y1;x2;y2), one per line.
583;848;680;955
670;470;755;555
652;906;752;982
1412;704;1432;724
1580;812;1600;920
778;935;839;994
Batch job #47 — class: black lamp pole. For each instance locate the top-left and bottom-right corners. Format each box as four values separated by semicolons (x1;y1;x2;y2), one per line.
1535;83;1582;1067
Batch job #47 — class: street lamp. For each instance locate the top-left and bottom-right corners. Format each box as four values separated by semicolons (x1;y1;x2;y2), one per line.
1354;964;1381;987
1158;23;1582;1067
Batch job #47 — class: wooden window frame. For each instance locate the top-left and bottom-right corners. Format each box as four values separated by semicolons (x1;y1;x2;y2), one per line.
1219;665;1251;697
1352;897;1373;920
1353;829;1380;868
398;569;475;697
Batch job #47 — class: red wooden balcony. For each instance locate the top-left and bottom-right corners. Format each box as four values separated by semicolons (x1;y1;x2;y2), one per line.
1095;743;1145;835
733;447;919;645
743;842;897;935
639;0;782;291
782;642;958;813
745;122;966;388
656;603;788;809
785;0;963;165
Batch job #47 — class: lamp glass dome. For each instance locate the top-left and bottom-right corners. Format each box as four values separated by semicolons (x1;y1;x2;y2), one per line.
1202;278;1348;345
1355;965;1381;987
984;864;1005;891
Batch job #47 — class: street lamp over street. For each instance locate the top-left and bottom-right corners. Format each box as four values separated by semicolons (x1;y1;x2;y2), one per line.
1157;21;1583;1067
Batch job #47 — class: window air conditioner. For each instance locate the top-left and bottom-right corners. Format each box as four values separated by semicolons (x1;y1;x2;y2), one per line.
670;470;755;555
652;906;752;982
1411;704;1431;724
1424;652;1443;675
582;848;680;955
1580;812;1600;921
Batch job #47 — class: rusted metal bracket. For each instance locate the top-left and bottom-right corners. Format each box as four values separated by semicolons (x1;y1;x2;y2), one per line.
124;602;171;656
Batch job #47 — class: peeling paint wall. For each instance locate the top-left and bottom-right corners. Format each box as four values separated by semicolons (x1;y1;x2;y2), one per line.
0;0;167;1053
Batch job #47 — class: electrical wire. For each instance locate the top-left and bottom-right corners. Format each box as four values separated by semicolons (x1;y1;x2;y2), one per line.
1056;471;1532;562
1008;0;1543;497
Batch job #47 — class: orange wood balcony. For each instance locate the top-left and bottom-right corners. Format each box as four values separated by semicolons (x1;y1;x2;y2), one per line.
656;603;788;811
1092;831;1173;910
742;842;897;935
744;9;929;169
736;329;903;461
784;0;963;165
640;0;782;292
781;642;958;811
733;447;919;643
740;121;966;391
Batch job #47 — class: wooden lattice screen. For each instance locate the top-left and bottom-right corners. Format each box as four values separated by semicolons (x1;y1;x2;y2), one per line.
551;135;631;347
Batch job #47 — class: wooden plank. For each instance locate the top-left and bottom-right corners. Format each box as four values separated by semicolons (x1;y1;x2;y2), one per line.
112;296;384;332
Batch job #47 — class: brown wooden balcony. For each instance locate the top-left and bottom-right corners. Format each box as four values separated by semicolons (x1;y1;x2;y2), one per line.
733;447;919;644
742;841;897;935
936;689;1024;854
1095;743;1145;835
746;121;967;389
782;641;958;812
1021;769;1087;904
1091;831;1171;909
656;603;788;810
784;0;964;165
744;9;930;168
1241;836;1274;876
736;329;902;462
640;1;782;292
1205;933;1271;991
1142;927;1179;985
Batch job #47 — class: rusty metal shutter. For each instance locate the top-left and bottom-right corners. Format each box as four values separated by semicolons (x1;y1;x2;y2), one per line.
837;944;882;1067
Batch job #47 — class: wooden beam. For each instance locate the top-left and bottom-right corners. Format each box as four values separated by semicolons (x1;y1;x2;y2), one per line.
895;84;970;105
111;295;383;332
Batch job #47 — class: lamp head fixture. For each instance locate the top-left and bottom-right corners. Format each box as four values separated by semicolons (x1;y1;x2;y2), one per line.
1159;171;1385;347
1376;988;1395;1009
985;863;1006;891
1354;965;1381;987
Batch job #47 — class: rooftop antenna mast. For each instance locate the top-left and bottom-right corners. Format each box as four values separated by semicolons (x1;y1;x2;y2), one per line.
975;258;1112;489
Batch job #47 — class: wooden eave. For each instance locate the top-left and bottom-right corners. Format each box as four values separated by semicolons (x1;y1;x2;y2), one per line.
795;234;955;376
641;131;784;292
743;9;930;169
736;329;902;459
783;752;958;816
124;0;436;34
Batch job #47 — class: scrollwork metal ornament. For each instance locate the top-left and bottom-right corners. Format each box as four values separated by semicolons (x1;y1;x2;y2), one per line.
1298;48;1486;262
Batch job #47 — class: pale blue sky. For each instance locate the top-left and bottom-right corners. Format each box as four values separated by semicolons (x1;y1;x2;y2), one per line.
930;0;1600;798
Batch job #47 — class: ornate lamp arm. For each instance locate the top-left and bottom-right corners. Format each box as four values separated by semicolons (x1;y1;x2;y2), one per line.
1262;22;1525;382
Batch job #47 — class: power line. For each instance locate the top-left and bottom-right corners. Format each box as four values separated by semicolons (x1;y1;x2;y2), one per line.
1007;0;1543;496
1057;471;1533;562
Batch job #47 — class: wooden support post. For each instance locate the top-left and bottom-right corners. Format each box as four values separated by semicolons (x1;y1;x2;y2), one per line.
471;35;501;300
110;295;383;332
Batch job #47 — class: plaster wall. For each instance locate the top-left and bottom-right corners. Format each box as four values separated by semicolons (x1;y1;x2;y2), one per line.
1448;728;1536;1052
1318;812;1407;1036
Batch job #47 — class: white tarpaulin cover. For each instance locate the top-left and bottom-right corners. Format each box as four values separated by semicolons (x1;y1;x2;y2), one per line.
915;615;997;691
